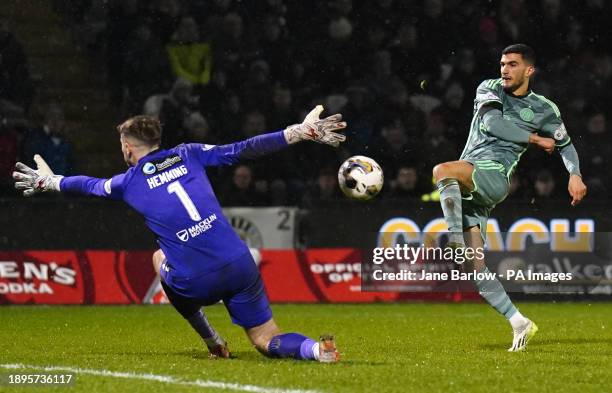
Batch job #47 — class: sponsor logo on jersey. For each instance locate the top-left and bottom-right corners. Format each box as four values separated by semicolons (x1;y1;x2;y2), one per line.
176;229;189;242
554;123;567;141
519;108;535;122
142;162;156;175
153;154;182;171
142;154;183;176
175;214;218;241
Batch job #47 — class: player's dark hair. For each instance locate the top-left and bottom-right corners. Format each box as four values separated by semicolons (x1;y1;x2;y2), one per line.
117;115;162;147
502;44;536;65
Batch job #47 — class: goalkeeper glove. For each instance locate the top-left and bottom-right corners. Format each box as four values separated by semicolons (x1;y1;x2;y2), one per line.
13;154;63;196
284;105;347;147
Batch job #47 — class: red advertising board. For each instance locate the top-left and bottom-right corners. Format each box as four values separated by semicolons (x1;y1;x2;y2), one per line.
0;251;158;304
0;250;465;304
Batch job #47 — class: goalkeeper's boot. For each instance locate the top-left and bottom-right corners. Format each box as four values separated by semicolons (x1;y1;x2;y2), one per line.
508;319;538;352
207;340;231;359
318;334;340;363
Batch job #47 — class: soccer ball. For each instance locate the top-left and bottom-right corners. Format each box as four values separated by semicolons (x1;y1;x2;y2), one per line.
338;155;384;200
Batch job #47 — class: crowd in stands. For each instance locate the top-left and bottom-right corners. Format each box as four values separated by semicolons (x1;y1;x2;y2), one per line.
2;0;612;205
0;15;74;195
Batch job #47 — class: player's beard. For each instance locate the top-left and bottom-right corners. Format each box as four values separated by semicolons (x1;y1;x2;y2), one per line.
503;75;526;94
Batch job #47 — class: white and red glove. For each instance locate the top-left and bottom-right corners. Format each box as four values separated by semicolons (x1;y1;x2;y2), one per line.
13;154;63;196
284;105;347;147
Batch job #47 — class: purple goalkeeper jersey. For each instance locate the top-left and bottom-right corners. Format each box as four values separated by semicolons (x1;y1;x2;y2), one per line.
60;131;287;283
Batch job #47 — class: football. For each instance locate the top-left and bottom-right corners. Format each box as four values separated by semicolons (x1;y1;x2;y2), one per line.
338;155;384;200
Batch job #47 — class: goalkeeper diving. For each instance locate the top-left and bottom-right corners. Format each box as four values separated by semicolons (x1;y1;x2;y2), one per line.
13;106;345;362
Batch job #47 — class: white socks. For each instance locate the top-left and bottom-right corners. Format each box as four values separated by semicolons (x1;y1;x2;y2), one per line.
509;310;529;330
312;342;320;360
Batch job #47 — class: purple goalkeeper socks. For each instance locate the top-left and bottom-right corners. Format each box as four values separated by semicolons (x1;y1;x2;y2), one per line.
267;333;317;360
187;310;220;343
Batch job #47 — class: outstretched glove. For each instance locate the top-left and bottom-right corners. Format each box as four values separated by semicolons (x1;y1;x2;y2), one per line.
284;105;347;147
13;155;63;196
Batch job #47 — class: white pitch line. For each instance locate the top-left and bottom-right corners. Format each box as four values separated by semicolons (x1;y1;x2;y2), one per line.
1;363;320;393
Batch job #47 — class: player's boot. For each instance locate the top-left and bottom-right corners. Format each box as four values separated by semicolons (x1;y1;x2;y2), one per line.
318;334;340;363
508;319;538;352
207;340;231;359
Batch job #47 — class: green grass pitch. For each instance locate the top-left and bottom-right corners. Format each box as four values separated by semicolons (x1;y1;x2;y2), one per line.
2;303;611;392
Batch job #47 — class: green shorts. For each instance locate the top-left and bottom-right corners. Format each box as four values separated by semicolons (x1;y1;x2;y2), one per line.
461;159;509;239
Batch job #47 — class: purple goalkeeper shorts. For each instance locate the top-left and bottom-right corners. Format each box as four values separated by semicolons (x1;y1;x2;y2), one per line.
161;252;272;329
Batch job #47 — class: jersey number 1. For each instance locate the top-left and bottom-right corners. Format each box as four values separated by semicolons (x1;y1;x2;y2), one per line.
167;181;202;221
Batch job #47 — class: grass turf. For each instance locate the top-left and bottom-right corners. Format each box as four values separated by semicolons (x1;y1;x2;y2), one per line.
2;303;611;393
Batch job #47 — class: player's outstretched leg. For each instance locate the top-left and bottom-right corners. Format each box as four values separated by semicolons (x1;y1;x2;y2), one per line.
465;227;538;351
433;161;475;248
246;319;339;362
152;250;230;358
162;281;230;358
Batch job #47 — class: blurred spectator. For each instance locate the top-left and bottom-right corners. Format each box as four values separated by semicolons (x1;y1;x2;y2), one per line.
143;93;166;118
0;16;34;113
199;70;229;128
105;0;140;102
506;175;528;201
147;0;181;43
420;108;457;171
166;16;213;86
267;85;296;130
213;13;257;78
381;80;426;136
22;104;74;175
269;178;289;206
302;167;343;206
581;110;611;195
123;23;172;109
219;165;267;206
372;119;415;178
499;0;530;42
368;50;403;104
258;15;292;83
329;0;353;17
238;109;273;188
389;23;422;90
449;48;481;98
341;86;375;154
217;92;244;141
386;166;423;199
474;16;504;71
242;60;272;112
436;82;471;146
158;78;199;148
69;0;108;54
242;110;266;138
317;15;355;90
531;169;556;201
417;0;448;66
0;123;20;195
198;0;235;35
183;111;211;143
359;0;402;47
535;0;564;60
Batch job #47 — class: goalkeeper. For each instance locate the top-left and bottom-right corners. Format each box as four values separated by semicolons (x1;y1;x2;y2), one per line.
13;106;345;362
432;44;587;352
